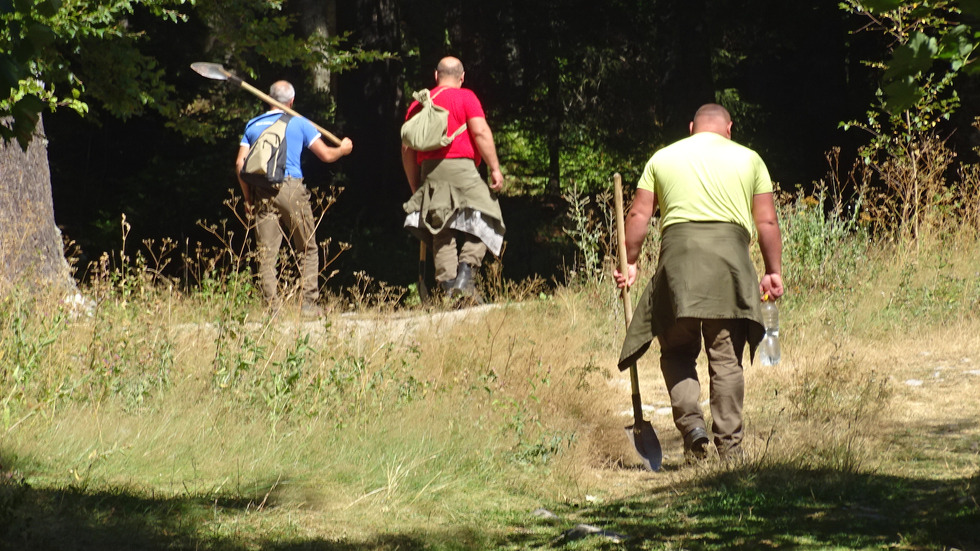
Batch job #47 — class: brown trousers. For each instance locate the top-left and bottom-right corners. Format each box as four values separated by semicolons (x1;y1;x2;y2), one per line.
658;317;747;455
252;179;319;307
432;230;487;282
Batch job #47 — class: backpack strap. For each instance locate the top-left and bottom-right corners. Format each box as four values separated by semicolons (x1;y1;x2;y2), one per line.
247;111;292;137
270;112;293;129
426;87;468;141
429;86;449;100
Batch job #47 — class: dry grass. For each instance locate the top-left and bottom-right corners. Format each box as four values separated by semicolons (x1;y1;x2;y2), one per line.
1;223;979;548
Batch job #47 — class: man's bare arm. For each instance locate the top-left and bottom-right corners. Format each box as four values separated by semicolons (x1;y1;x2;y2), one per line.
234;145;252;206
467;116;503;190
309;136;353;163
625;189;656;264
401;145;421;192
614;188;657;288
752;192;784;298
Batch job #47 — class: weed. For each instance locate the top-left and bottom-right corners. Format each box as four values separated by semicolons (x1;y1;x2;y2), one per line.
258;334;313;427
561;179;613;287
0;293;67;426
779;154;870;296
344;270;406;311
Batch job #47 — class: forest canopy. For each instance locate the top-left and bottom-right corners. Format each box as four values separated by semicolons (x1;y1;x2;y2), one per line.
3;0;980;285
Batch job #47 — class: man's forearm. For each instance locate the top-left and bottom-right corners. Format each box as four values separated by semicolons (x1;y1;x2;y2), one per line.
624;212;650;264
473;133;500;172
757;221;782;275
401;146;421;192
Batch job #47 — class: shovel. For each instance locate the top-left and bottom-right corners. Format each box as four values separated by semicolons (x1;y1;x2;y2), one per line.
418;241;430;303
614;173;662;472
190;62;343;146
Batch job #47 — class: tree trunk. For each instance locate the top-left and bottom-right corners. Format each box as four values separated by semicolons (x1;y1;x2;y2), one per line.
295;0;337;93
0;116;74;294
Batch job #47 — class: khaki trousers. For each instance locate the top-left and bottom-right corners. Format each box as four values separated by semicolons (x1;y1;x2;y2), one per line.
432;230;487;282
253;179;319;306
658;317;747;455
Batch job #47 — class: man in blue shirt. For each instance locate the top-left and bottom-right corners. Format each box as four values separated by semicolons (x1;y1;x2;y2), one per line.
235;80;353;317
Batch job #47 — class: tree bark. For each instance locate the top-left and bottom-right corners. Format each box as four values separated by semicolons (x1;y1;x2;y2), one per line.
295;0;337;93
0;116;74;294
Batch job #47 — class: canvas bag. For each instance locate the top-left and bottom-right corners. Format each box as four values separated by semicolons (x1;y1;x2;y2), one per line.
240;113;294;189
400;88;468;151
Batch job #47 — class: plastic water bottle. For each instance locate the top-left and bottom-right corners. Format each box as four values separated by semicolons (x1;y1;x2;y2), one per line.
759;295;780;366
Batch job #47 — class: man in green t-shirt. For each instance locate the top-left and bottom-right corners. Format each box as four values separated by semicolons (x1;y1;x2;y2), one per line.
614;103;784;462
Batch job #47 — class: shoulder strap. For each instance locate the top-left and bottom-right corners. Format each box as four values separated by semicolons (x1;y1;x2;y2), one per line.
429;86;449;100
255;113;293;136
448;122;468;139
428;87;467;138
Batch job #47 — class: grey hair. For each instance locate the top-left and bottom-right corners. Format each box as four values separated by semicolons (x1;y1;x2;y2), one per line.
269;81;295;103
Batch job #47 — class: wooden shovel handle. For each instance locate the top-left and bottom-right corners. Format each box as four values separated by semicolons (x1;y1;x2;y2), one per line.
613;173;633;327
236;78;343;146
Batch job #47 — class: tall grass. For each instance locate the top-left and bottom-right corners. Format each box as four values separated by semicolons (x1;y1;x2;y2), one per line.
2;154;980;548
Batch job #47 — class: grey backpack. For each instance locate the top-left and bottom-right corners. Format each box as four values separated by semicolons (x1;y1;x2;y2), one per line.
241;113;293;189
400;88;467;151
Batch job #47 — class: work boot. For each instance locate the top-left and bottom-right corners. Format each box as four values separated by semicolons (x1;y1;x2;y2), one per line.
453;263;484;305
683;427;710;462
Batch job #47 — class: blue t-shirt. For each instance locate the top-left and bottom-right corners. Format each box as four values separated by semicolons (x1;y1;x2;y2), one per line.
240;110;322;178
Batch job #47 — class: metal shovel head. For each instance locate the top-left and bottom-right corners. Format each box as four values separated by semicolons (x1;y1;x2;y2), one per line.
625;419;662;471
190;62;231;81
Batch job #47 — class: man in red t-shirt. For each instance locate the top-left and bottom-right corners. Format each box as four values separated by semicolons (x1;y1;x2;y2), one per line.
401;57;506;302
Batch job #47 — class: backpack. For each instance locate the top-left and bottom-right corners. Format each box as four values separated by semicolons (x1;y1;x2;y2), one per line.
400;88;468;151
240;113;294;189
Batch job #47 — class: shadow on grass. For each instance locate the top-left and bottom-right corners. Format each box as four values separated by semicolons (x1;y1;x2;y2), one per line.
3;457;978;550
504;464;980;550
0;464;491;551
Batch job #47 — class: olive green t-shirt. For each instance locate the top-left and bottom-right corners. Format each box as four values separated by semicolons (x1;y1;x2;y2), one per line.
637;132;773;235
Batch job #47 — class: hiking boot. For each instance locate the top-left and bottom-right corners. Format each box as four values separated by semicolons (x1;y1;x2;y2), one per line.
684;427;710;462
300;301;324;319
453;263;484;305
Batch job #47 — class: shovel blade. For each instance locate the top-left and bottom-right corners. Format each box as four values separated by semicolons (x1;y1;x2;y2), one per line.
625;419;662;471
190;62;231;81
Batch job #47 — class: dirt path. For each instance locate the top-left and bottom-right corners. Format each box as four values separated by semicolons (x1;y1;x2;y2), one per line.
173;303;508;349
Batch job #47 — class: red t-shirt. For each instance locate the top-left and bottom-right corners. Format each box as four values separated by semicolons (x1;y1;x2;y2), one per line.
405;86;486;166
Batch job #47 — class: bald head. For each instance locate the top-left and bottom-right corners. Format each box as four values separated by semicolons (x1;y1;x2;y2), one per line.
690;103;732;138
435;57;465;87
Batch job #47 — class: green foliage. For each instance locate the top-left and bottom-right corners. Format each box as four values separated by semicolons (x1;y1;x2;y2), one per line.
208;269;265;391
1;0;395;147
1;0;192;145
878;253;980;326
0;294;67;426
780;179;869;295
840;1;980;240
495;120;549;194
257;334;312;425
84;264;177;409
842;1;979;114
560;182;613;287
